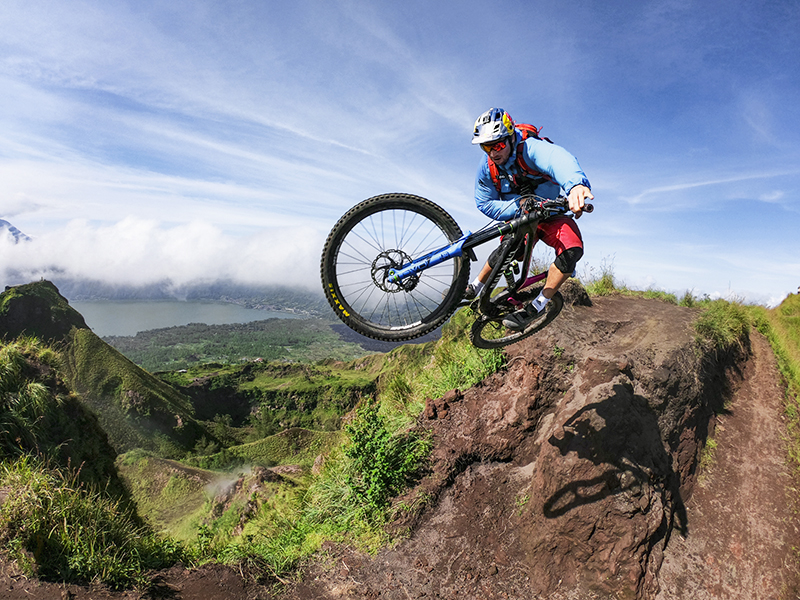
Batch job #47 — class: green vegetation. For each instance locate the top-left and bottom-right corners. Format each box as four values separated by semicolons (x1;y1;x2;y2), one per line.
0;281;88;342
0;456;183;590
694;299;751;350
115;450;216;541
62;327;214;457
344;399;431;513
0;337;64;456
581;259;703;306
104;318;370;372
186;428;343;471
749;294;800;472
0;336;125;494
162;309;504;577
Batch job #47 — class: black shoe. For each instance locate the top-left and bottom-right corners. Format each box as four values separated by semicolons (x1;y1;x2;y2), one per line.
502;303;544;331
464;283;478;300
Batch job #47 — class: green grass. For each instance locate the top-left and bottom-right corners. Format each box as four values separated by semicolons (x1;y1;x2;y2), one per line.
181;308;506;577
61;327;214;457
0;456;184;590
0;337;63;456
115;450;216;542
694;299;751;350
749;294;800;472
377;309;505;431
580;258;709;306
186;428;343;470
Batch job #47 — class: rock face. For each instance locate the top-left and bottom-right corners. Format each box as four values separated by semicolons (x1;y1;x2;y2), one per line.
290;295;746;600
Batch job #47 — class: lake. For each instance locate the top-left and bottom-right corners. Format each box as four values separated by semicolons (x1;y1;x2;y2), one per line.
70;299;304;337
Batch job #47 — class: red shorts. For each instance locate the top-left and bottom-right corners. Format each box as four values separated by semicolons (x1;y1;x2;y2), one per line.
534;216;583;256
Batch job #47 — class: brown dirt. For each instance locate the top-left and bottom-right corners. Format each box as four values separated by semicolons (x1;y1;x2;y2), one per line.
1;294;797;600
655;332;800;600
0;561;276;600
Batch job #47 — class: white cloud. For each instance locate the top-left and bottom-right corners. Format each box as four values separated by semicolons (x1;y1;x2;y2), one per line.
620;169;800;206
0;219;325;290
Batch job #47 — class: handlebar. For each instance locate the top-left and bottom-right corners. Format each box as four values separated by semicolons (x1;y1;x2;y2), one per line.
520;195;594;217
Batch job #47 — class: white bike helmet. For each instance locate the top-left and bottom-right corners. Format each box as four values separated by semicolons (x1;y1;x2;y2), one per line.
472;108;515;145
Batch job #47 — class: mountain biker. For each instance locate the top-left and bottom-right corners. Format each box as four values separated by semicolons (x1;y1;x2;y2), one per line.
466;107;593;330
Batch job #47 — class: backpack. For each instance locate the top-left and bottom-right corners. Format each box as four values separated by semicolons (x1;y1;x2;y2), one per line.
488;124;555;193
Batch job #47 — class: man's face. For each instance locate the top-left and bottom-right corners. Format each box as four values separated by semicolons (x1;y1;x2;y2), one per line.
482;137;513;165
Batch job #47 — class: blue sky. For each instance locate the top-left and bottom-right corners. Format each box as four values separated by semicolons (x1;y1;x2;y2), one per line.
1;0;798;306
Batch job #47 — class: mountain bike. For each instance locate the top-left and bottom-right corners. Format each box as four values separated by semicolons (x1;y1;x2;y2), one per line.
320;193;593;349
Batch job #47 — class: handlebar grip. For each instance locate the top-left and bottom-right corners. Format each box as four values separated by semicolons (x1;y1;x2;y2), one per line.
583;203;594;213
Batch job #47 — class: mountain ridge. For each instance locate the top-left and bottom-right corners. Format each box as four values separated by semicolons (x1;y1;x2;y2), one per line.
0;281;217;457
0;219;30;243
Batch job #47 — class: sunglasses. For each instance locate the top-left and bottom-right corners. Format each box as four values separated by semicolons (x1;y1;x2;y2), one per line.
481;137;511;154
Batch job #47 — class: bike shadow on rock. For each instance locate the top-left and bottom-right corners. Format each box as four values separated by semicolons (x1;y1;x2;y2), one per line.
544;382;689;538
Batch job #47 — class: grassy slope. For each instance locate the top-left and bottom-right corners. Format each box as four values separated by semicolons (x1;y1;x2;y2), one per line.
61;327;216;458
115;451;217;541
749;293;800;469
1;281;217;458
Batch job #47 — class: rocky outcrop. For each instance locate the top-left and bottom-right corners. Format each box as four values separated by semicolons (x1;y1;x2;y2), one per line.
291;295;747;600
0;281;88;342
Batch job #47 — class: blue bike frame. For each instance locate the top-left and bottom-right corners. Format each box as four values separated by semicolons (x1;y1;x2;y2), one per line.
388;210;541;284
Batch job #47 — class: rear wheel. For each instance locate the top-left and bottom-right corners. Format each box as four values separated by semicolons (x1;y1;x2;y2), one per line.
321;193;470;341
469;288;563;349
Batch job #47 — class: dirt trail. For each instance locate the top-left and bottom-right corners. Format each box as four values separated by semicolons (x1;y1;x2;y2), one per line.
655;332;800;599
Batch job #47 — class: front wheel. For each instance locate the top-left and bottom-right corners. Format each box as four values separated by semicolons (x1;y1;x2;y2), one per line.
469;290;563;349
321;193;470;342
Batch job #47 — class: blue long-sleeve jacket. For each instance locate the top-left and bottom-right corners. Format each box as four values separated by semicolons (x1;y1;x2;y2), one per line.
474;130;591;221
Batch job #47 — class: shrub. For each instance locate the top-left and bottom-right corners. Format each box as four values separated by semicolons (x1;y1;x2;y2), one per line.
0;338;64;455
582;259;618;296
344;399;431;515
694;300;751;351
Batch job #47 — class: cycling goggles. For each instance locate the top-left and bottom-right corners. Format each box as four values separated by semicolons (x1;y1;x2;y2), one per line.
481;137;511;154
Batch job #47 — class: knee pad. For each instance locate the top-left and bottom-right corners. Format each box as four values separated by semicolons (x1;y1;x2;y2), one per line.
554;246;583;274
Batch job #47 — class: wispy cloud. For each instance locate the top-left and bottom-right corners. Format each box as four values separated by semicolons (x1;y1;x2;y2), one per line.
620;169;800;206
1;0;799;305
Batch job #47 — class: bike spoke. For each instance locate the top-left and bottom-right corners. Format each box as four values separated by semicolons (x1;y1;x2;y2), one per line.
323;195;468;340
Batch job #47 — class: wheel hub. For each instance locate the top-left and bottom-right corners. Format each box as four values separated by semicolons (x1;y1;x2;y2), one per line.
372;249;419;292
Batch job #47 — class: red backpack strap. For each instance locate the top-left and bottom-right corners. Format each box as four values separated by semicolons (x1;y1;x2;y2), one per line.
487;157;499;192
515;124;555;181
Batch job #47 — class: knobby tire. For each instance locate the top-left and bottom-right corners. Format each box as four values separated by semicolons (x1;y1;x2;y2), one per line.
469;288;564;349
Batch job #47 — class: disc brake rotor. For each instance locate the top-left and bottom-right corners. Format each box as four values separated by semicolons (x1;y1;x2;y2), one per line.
371;249;419;292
